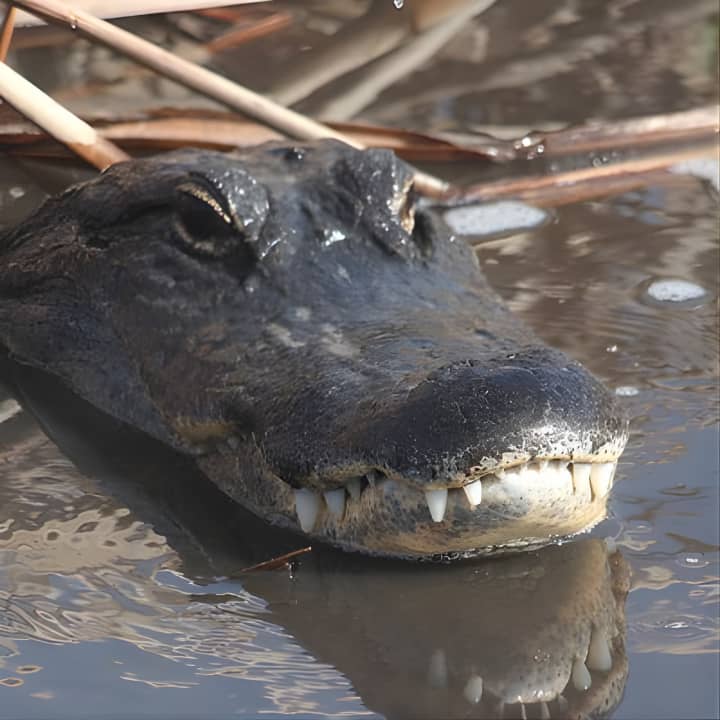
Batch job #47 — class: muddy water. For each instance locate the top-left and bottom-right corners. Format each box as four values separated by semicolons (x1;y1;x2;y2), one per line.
0;1;718;718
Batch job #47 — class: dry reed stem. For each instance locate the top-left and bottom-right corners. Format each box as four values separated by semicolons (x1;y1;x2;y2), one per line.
0;5;17;62
8;0;270;27
9;0;449;196
462;142;718;207
0;60;129;168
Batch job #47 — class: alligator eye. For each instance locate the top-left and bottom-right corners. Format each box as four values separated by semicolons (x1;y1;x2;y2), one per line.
174;181;239;258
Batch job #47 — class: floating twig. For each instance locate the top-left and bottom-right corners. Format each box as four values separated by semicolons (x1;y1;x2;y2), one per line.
239;546;312;573
461;143;718;207
0;60;128;168
205;10;292;53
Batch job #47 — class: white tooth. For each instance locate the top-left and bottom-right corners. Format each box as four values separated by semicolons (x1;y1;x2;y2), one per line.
538;459;549;472
323;488;346;519
428;649;448;688
550;460;573;493
346;477;362;500
425;488;448;522
294;489;321;532
590;462;615;499
572;462;592;502
571;657;592;692
586;627;612;672
463;480;483;506
519;703;527;720
539;701;551;719
463;674;483;704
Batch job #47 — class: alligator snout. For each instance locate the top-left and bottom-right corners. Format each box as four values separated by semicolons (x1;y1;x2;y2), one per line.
0;140;628;559
233;340;627;558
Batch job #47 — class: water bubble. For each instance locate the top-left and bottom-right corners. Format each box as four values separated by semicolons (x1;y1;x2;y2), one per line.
393;0;404;7
8;186;25;199
615;386;639;397
677;553;709;569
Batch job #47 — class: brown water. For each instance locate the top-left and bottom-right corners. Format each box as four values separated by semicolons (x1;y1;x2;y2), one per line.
0;1;718;718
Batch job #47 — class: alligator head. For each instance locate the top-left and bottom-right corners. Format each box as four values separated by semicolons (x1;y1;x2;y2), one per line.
0;141;628;558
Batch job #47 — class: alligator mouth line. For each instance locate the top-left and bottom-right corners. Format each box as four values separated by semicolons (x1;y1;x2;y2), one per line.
290;456;620;533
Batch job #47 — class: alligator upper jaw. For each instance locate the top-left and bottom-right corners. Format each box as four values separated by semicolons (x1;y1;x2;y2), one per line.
199;435;628;559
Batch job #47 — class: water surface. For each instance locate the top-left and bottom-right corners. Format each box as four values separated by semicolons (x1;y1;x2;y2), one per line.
0;1;718;718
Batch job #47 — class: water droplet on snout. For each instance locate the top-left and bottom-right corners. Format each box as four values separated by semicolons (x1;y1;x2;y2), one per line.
615;386;639;397
8;186;25;199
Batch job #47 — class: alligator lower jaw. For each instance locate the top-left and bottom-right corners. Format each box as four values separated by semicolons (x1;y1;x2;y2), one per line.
287;457;621;558
206;437;626;559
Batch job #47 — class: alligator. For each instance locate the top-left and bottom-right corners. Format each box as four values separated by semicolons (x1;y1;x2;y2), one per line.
0;140;629;559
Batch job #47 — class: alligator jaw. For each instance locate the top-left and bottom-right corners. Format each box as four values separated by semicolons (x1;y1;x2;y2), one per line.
204;436;627;559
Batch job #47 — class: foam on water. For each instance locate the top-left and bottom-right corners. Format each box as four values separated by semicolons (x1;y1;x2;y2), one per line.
646;279;706;303
443;201;548;238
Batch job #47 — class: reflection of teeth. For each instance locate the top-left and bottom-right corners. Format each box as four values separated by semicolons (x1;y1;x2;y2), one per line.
463;480;483;506
324;489;346;519
572;657;592;691
590;463;615;498
463;675;483;704
295;489;321;532
425;488;448;522
346;477;362;500
571;462;592;501
428;649;448;688
539;701;550;719
587;627;612;671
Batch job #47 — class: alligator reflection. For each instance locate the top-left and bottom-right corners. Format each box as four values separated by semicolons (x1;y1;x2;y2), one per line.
0;361;630;719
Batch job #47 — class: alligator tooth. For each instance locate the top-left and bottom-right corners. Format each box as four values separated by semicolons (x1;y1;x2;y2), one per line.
463;674;483;704
425;488;448;522
590;462;615;499
323;488;346;519
294;489;321;532
571;657;592;692
572;462;592;501
463;479;483;506
346;477;362;500
586;627;612;672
